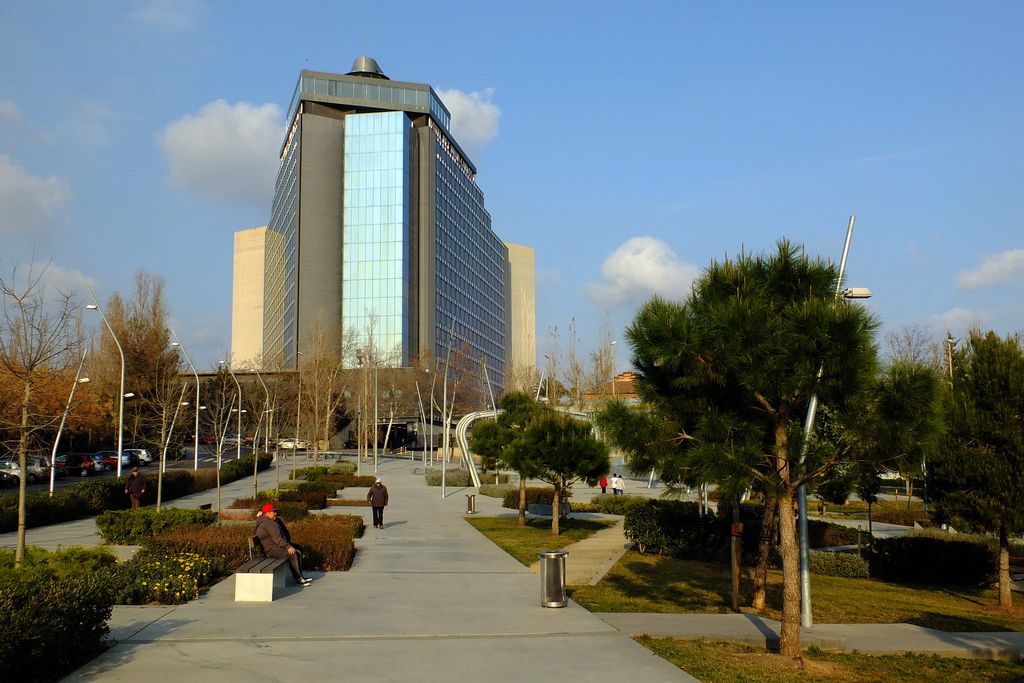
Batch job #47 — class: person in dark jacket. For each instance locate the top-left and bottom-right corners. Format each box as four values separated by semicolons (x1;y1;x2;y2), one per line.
125;467;145;509
367;478;389;528
254;503;311;586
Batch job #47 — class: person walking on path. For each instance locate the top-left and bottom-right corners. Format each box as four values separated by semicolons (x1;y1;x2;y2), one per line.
611;473;625;496
125;466;145;508
367;478;389;528
255;503;312;586
599;474;608;494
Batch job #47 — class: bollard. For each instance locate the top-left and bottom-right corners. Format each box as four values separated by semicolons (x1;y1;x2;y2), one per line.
538;550;567;607
465;493;477;514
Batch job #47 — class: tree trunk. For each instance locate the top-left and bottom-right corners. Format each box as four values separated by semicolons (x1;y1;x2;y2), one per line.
517;476;527;526
778;487;802;656
731;497;741;612
751;494;777;611
15;379;31;565
999;525;1013;608
867;500;873;538
551;482;561;535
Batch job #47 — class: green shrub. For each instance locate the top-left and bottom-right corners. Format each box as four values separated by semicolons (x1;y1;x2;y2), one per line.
95;508;217;544
867;534;994;585
426;468;471;487
501;487;565;509
873;507;930;526
807;519;860;548
328;462;356;475
220;454;272;483
809;551;870;578
291;481;338;495
587;494;646;515
0;563;113;682
624;499;724;560
280;490;328;510
227;497;310;522
570;502;601;512
479;484;514;498
478;471;512;484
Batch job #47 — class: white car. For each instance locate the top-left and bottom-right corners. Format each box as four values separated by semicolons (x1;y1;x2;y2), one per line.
278;438;308;450
125;448;154;465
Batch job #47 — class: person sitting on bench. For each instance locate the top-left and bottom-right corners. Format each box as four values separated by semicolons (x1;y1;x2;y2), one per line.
254;503;312;586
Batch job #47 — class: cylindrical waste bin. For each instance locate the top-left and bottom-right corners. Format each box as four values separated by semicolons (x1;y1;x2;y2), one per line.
538;550;567;607
465;494;477;514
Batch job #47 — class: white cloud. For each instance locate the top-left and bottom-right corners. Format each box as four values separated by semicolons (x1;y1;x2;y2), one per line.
11;262;97;300
127;0;201;31
435;88;500;154
955;248;1024;291
586;237;699;307
61;102;114;147
159;100;282;204
0;100;20;124
929;307;985;332
0;155;72;236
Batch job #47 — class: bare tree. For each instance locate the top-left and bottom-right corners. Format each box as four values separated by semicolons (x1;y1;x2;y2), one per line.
301;322;355;463
0;264;78;564
564;319;586;411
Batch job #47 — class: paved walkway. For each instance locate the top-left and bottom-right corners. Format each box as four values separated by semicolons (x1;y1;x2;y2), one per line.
2;459;1023;682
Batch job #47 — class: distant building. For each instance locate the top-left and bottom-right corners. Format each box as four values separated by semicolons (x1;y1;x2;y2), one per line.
231;226;268;367
233;55;532;392
504;242;536;384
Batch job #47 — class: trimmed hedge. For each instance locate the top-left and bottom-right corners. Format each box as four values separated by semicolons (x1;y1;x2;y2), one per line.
279;490;328;510
809;551;870;578
501;487;569;509
0;454;272;533
0;552;115;682
225;497;310;522
95;507;217;544
142;514;364;570
624;500;725;560
479;484;515;498
106;546;227;605
867;534;994;585
586;494;647;515
425;468;472;487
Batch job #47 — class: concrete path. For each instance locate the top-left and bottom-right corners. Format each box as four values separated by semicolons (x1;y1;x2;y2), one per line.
3;457;1023;680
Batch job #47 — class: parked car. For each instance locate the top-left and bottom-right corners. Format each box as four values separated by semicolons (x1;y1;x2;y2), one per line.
125;448;153;465
277;438;308;450
0;468;17;487
97;451;139;471
0;456;53;484
55;453;99;477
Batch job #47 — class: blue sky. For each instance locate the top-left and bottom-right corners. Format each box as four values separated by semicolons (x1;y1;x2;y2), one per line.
1;1;1021;372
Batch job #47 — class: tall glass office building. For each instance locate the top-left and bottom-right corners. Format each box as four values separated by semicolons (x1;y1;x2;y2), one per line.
262;56;509;387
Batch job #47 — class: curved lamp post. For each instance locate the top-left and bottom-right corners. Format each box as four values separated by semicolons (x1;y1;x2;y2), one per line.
219;360;242;460
797;215;873;628
49;350;89;495
170;329;200;471
85;284;125;478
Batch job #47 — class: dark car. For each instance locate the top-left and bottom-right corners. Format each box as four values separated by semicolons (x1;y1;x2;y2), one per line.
56;453;99;477
0;468;17;487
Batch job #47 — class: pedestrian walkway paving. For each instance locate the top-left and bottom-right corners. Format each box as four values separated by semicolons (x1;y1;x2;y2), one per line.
3;458;1023;681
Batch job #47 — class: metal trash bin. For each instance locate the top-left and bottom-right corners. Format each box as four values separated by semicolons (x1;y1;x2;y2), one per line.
538;550;567;607
465;494;477;514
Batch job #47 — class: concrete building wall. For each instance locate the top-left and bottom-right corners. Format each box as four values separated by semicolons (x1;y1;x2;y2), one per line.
504;241;536;377
231;226;268;367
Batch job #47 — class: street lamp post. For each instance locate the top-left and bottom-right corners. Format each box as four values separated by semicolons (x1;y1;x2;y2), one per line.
85;284;126;478
219;360;242;461
170;329;200;471
797;216;872;628
49;350;89;495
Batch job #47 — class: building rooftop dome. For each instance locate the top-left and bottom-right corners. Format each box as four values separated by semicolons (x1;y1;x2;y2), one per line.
348;55;389;80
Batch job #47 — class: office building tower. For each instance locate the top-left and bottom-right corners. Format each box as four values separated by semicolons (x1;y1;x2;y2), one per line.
256;55;519;388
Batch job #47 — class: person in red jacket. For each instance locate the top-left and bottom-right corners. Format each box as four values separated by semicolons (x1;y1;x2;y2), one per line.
254;503;311;586
599;474;608;494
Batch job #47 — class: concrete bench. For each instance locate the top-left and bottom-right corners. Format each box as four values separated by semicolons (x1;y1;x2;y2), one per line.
234;557;289;602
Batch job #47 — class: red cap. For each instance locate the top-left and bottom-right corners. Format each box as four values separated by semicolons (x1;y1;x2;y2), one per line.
260;503;280;514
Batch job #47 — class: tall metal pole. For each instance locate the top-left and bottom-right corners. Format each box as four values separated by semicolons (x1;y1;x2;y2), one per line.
798;215;855;628
428;363;438;466
170;329;200;471
85;284;125;478
50;350;88;495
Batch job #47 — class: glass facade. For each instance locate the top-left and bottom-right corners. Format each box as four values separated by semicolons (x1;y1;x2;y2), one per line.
431;121;507;381
342;111;410;363
263;120;300;367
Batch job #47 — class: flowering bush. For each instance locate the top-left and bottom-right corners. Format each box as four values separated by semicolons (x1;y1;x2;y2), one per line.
111;548;226;605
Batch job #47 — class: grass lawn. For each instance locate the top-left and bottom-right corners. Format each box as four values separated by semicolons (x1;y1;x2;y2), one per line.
569;551;1024;632
638;637;1024;682
464;516;615;565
